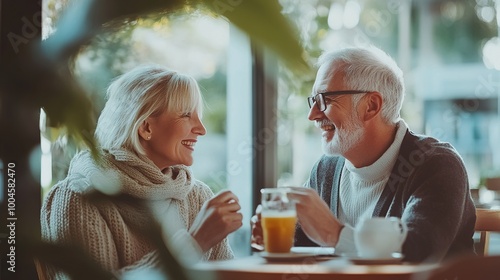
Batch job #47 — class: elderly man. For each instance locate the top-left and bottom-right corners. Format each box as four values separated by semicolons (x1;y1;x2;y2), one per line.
252;46;476;262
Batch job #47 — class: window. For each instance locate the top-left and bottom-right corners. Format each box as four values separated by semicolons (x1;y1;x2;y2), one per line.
275;0;500;189
41;4;254;256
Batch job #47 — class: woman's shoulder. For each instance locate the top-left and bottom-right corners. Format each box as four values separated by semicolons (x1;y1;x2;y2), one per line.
41;167;117;218
41;178;108;240
55;149;119;196
42;177;97;215
51;172;97;197
45;176;85;200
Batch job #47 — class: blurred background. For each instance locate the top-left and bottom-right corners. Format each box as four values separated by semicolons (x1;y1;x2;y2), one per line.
37;0;500;256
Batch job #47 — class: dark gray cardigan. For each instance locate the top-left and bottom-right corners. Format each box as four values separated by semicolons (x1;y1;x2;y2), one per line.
295;129;476;262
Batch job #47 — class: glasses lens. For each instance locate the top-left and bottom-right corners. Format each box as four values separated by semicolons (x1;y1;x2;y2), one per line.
317;94;325;111
308;95;326;111
307;97;314;108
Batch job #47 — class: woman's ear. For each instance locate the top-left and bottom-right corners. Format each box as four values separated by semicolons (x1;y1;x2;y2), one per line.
138;119;152;141
363;92;383;121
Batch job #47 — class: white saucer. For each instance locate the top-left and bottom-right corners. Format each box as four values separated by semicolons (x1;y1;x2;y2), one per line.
346;253;404;265
257;252;316;262
291;247;336;256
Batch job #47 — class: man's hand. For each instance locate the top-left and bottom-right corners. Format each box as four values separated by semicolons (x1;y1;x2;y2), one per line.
287;187;344;247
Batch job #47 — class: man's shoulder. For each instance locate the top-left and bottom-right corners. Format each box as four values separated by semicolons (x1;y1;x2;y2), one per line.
402;130;461;158
398;130;467;178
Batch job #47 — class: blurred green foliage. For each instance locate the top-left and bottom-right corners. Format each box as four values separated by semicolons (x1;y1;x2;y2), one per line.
432;0;497;64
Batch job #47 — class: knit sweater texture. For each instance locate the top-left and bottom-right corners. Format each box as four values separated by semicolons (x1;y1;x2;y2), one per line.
41;148;233;279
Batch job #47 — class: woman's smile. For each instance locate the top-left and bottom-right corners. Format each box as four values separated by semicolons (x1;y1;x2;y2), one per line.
181;140;197;151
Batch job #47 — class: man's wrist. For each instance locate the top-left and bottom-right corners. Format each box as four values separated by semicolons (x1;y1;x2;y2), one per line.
319;221;344;246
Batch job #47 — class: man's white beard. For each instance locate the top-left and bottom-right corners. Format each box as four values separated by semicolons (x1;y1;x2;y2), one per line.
323;115;364;156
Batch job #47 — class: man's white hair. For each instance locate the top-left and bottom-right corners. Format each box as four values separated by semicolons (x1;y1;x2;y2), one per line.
318;45;405;124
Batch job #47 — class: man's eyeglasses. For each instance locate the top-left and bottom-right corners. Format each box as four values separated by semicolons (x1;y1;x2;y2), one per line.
307;90;368;112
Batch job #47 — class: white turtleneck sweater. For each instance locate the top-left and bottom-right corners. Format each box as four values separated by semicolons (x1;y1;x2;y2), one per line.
335;120;408;255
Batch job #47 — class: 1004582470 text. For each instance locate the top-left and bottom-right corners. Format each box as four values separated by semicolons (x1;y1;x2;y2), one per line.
6;162;17;273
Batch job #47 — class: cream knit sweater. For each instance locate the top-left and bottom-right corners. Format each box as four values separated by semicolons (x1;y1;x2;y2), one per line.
41;148;233;279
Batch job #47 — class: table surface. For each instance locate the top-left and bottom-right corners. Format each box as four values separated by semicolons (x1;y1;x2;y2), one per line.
188;253;439;280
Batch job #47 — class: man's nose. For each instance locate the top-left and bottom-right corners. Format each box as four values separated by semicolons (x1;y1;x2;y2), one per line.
308;102;323;121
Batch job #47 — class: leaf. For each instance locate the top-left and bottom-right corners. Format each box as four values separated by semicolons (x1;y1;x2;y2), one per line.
200;0;311;73
41;0;185;62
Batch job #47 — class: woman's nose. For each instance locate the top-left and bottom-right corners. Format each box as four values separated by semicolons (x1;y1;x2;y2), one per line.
194;118;207;136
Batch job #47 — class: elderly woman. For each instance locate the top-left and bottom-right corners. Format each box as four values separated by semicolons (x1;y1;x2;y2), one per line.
41;65;242;278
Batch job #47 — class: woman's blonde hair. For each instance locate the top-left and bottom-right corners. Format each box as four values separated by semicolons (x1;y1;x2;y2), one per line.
95;65;203;155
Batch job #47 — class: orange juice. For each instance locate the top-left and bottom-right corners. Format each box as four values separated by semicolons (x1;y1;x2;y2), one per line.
262;212;297;253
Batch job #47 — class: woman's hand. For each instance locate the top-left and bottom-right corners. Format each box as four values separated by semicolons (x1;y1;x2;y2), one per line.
189;190;243;252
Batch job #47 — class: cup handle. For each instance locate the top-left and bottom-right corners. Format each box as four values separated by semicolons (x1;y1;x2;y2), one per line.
397;219;408;245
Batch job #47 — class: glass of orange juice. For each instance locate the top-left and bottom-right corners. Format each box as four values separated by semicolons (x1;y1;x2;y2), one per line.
260;188;297;253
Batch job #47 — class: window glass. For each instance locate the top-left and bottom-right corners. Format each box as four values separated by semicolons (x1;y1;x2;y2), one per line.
41;4;230;195
42;0;254;256
276;0;500;189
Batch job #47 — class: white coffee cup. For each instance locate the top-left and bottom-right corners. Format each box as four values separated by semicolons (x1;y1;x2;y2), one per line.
354;217;407;259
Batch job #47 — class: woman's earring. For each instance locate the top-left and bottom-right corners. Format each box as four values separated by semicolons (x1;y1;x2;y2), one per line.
147;135;151;140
